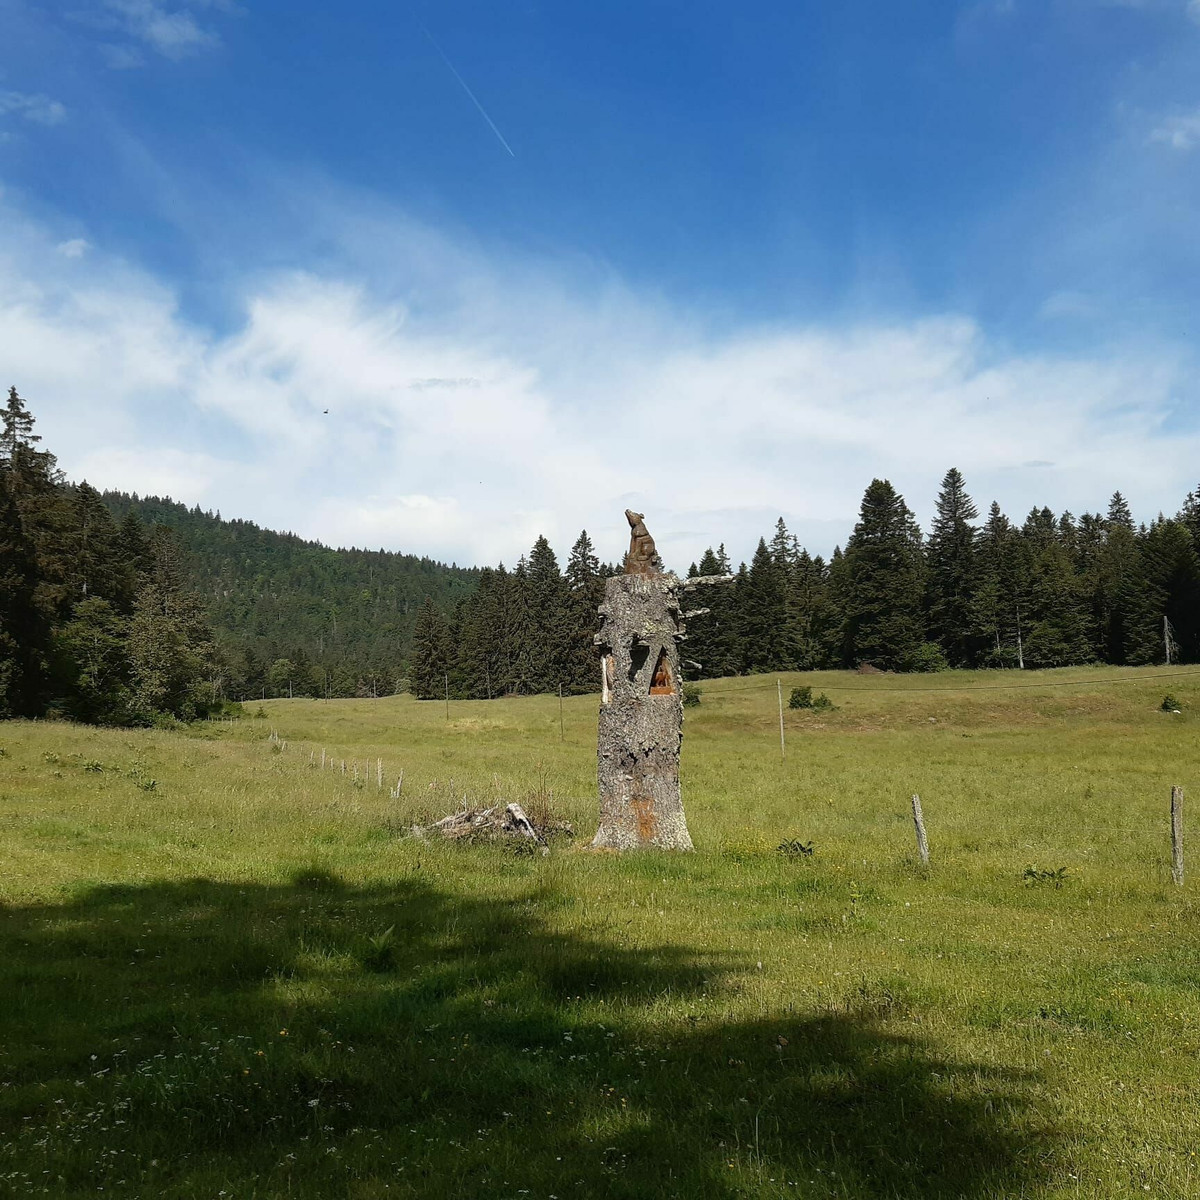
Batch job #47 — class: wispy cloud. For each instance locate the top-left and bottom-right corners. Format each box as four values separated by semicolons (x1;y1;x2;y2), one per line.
101;1;221;62
0;194;1196;567
1149;107;1200;150
0;90;67;126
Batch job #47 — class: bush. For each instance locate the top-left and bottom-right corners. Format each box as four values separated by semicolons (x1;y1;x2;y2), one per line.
788;686;813;710
682;683;702;707
1162;694;1182;713
812;692;836;712
903;642;949;673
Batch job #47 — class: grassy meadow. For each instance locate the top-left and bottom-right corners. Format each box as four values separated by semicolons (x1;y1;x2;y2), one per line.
2;666;1199;1198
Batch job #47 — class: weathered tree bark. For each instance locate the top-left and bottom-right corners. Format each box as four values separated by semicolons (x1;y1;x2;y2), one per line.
592;572;693;850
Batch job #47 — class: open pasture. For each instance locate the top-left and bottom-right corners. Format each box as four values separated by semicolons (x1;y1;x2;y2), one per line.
1;666;1199;1198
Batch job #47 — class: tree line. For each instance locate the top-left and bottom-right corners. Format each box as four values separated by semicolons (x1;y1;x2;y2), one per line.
7;381;1200;718
411;468;1200;698
1;388;218;723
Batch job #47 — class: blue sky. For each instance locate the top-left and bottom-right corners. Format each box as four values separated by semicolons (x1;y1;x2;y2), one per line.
2;1;1199;569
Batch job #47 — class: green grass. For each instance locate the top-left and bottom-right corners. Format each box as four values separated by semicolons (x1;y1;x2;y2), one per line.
2;665;1199;1198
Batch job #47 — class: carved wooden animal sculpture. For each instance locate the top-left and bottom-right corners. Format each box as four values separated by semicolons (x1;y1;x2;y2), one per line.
624;509;664;577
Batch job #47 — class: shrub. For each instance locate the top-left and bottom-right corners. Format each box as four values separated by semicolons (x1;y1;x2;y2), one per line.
682;683;702;707
788;686;813;710
812;692;836;712
904;642;949;673
1162;694;1182;713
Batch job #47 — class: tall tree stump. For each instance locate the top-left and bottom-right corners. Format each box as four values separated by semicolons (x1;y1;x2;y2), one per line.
590;511;730;851
592;571;693;850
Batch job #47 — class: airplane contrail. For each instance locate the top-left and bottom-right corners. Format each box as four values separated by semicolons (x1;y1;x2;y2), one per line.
416;17;516;158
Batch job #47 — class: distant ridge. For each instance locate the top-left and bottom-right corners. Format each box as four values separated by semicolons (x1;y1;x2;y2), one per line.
101;490;479;695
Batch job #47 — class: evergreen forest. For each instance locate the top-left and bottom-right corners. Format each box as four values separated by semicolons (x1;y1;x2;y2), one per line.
5;385;1200;720
414;469;1200;699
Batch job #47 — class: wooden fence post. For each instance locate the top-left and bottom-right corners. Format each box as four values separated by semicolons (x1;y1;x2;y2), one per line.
777;679;786;761
912;793;930;867
1171;785;1184;886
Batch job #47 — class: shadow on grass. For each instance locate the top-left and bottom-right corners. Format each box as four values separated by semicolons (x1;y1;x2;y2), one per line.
0;870;1054;1198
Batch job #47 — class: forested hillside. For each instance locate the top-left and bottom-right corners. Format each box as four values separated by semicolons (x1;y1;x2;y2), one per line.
100;492;479;699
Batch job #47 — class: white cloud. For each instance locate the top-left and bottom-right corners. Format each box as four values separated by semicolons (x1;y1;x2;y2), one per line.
1150;108;1200;150
1189;0;1200;25
102;1;219;61
0;196;1196;569
56;238;91;259
0;91;67;126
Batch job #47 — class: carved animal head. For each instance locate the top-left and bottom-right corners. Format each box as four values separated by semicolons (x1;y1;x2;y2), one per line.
625;509;644;529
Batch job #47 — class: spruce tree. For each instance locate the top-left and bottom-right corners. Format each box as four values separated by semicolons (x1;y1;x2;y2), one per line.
792;549;832;669
565;530;604;690
125;528;217;719
1018;509;1091;667
1098;493;1145;664
1;388;70;623
0;386;38;458
925;468;979;665
1127;519;1200;664
410;597;450;699
971;503;1022;666
526;535;570;693
740;536;788;671
67;482;122;605
0;468;46;716
504;557;536;694
841;480;926;670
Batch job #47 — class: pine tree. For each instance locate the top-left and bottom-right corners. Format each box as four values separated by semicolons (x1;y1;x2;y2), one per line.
740;536;788;671
925;468;979;665
1073;512;1108;660
792;549;832;669
1180;486;1200;547
115;510;153;612
970;503;1021;666
1019;509;1092;667
565;530;604;690
683;547;740;679
456;567;508;698
1098;493;1145;664
409;597;450;699
841;480;926;670
1;388;70;623
67;482;122;605
0;467;46;716
1;386;39;459
526;535;570;693
125;528;217;719
1127;519;1200;664
504;557;535;694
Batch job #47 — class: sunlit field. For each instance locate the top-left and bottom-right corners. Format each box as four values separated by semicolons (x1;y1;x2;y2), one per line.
2;666;1198;1199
